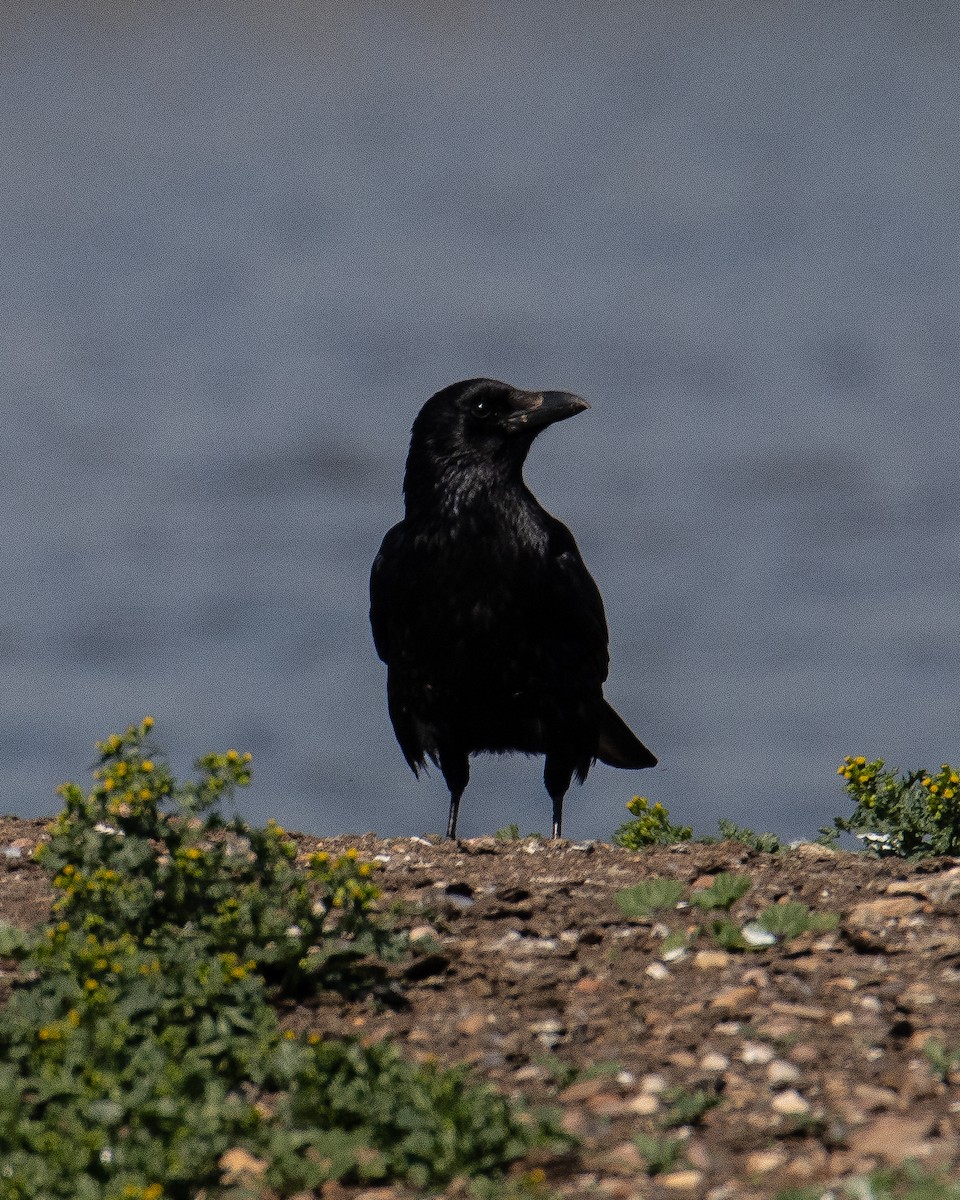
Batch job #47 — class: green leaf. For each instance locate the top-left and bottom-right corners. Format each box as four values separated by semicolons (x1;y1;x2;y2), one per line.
615;879;686;919
690;872;752;911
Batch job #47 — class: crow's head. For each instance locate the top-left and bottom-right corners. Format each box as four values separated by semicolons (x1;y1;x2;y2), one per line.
404;378;589;510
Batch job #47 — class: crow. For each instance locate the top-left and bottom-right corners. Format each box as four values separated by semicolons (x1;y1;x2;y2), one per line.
369;377;657;839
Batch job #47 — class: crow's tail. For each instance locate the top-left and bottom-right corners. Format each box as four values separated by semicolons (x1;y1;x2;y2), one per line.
596;700;658;770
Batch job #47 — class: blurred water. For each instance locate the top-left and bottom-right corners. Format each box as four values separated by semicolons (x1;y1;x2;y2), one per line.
2;1;958;840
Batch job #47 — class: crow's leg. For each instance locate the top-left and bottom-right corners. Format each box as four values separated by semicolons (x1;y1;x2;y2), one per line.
544;756;576;840
438;749;469;840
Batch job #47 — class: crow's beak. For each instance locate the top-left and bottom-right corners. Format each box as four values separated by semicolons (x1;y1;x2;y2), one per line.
504;390;590;433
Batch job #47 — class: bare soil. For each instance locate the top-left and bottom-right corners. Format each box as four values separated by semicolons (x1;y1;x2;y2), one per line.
3;816;960;1199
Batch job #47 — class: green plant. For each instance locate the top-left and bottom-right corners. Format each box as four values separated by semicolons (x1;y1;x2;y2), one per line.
633;1131;687;1175
495;823;523;840
661;1086;721;1128
839;1163;960;1198
690;872;752;911
535;1053;622;1090
615;878;686;919
922;1038;960;1082
613;797;692;849
755;901;839;941
0;720;561;1198
832;756;960;858
715;818;783;852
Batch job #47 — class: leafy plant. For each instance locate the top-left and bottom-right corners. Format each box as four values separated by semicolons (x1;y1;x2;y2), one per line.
715;818;784;852
922;1038;960;1083
615;878;686;919
661;1085;721;1128
535;1053;622;1090
633;1131;687;1175
0;720;560;1198
832;756;960;858
690;872;752;911
709;918;751;950
755;901;839;941
613;797;692;849
495;824;523;840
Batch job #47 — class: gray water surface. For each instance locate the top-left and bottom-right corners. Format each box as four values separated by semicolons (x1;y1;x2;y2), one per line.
3;2;958;840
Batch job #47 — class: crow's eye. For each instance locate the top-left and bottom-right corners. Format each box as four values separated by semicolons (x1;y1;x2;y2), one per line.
471;397;492;419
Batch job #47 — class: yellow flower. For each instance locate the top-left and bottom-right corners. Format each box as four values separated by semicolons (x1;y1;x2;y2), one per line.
141;760;154;773
143;1185;163;1200
345;847;358;859
854;756;866;766
226;749;239;762
945;789;956;800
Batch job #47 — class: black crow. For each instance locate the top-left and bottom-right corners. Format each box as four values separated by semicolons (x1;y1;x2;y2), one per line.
369;377;657;839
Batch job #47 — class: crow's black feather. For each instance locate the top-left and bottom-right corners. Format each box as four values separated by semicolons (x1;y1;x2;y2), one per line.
370;378;656;838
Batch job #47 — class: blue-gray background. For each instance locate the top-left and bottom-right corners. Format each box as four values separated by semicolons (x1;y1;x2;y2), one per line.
3;2;957;840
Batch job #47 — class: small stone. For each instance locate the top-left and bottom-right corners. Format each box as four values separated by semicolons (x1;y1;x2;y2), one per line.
661;1170;703;1190
745;1148;788;1174
641;1073;668;1094
847;1114;933;1162
462;836;497;853
701;1052;730;1072
560;1076;610;1103
529;1018;564;1048
888;867;960;903
741;923;777;947
710;985;758;1013
625;1093;660;1115
848;896;922;925
832;1011;855;1027
741;1041;775;1065
456;1013;487;1036
646;961;671;980
694;950;730;970
713;1021;741;1035
408;924;440;943
1;846;22;859
600;1141;644;1174
853;1083;899;1111
767;1060;802;1088
771;1089;811;1116
575;976;603;992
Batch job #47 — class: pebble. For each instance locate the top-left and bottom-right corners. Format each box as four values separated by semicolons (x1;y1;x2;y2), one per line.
1;846;22;859
625;1093;660;1115
529;1018;564;1047
741;923;777;947
745;1148;788;1174
767;1060;802;1088
713;1021;741;1035
408;925;439;943
694;949;730;970
709;985;758;1013
700;1052;730;1072
847;895;922;924
771;1089;811;1116
847;1113;933;1162
645;961;670;980
740;1042;775;1065
641;1073;668;1094
660;1170;703;1190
